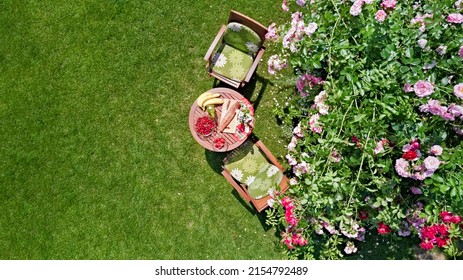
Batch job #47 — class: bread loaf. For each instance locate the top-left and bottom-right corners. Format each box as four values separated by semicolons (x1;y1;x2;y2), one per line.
219;100;240;132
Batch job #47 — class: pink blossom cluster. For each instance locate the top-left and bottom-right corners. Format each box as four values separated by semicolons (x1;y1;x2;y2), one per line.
312;90;329;115
282;197;298;227
265;23;279;41
267;54;288;75
410;13;433;32
395;139;442;181
282;230;308;249
309;113;323;134
296;74;324;97
381;0;397;9
280;11;318;52
446;13;463;24
419;99;460;121
419;211;462;250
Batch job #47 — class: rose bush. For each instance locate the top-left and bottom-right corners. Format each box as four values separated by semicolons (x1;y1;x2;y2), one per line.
265;0;463;259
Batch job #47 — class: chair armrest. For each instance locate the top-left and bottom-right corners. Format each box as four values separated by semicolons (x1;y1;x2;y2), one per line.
204;25;227;68
221;169;251;202
255;140;285;172
243;46;265;83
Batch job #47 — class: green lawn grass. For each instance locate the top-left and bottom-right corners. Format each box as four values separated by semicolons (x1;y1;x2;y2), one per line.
0;0;289;259
1;0;418;260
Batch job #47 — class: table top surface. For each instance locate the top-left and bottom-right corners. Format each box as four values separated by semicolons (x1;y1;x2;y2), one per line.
189;87;254;152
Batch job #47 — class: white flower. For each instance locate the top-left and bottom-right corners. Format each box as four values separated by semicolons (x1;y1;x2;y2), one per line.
317;103;330;115
344;242;358;255
212;53;227;68
267;198;275;208
287;136;297;151
244;175;256;186
228;23;242;32
417;39;427;49
230;168;244;181
267;165;280;177
245;42;259;53
289;178;298;185
293;122;304;138
304;22;318;35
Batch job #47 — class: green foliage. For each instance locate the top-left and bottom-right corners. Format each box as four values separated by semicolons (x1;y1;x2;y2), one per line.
267;0;463;259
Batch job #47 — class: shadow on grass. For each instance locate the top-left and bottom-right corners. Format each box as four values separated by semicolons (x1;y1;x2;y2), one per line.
204;149;273;231
211;74;272;113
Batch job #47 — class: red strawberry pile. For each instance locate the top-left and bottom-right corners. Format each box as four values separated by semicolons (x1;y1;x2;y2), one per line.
195;116;215;135
213;137;226;149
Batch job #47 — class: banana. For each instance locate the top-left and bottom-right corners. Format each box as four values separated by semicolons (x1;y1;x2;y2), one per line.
196;91;214;108
202;97;224;108
197;92;221;109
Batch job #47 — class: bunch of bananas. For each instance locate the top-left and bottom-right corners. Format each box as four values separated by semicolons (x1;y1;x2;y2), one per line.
196;91;224;118
196;91;223;110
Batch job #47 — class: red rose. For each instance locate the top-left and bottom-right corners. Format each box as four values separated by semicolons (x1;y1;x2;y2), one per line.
420;226;436;240
440;211;453;223
377;222;392;234
420;241;434;250
352;135;359;143
436;237;449;248
359;210;369;220
402;150;418;160
436;224;449;236
451;215;462;224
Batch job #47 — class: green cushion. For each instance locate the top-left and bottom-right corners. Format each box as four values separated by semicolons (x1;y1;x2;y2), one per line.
224;141;284;199
211;44;253;82
224;22;262;55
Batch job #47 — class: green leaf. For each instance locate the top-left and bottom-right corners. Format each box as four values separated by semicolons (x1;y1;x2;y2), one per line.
450;187;457;197
440;184;450;194
434;175;444;183
372;201;381;208
399;66;409;73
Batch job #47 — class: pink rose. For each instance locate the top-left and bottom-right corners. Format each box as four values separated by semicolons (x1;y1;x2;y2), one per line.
454;83;463;99
381;0;397;9
459;46;463;58
424;156;440;172
430;145;443;156
375;10;387;22
350;1;363;16
414;80;434;98
446;13;463;23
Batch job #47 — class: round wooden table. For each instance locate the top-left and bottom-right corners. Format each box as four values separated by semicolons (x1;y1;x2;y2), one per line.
189;87;254;152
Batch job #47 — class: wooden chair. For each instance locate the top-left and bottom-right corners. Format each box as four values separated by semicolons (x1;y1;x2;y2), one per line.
222;136;290;212
204;10;268;88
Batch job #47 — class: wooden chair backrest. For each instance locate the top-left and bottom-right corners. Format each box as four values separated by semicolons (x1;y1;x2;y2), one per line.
228;10;268;43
